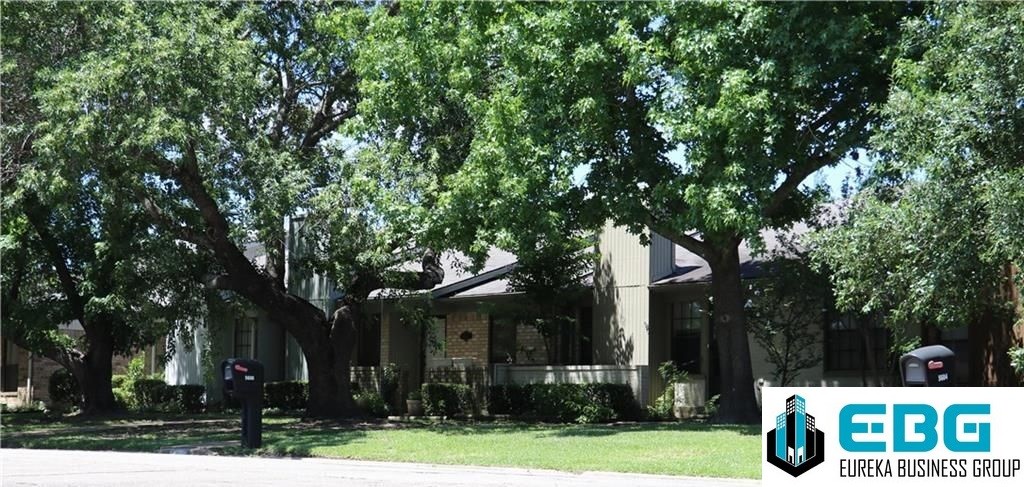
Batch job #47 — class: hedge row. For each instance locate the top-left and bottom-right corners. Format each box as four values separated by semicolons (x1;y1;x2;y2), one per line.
488;383;641;423
263;381;308;410
420;383;475;417
260;381;386;416
132;379;205;413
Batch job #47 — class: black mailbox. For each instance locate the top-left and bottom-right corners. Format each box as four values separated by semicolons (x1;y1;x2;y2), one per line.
221;358;264;448
900;345;955;387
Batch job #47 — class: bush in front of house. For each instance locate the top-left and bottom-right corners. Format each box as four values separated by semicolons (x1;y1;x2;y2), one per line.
421;383;475;417
263;381;308;410
487;383;640;423
48;368;81;407
355;390;389;417
647;361;688;420
167;385;206;413
132;379;172;410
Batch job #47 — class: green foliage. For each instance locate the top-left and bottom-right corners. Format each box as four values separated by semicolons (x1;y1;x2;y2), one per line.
355;1;913;252
263;381;309;411
47;369;80;407
166;385;206;414
649;361;688;420
379;363;401;409
355;391;388;418
747;248;828;385
1010;347;1024;381
355;1;918;421
812;5;1024;363
421;383;475;417
110;375;128;390
705;395;721;418
406;388;422;401
487;234;596;364
131;380;171;411
487;383;640;424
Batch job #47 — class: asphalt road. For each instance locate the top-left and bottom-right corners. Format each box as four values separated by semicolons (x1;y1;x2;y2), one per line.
1;449;759;487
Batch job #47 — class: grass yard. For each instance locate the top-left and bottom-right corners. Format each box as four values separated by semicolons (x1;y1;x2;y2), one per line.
0;413;761;479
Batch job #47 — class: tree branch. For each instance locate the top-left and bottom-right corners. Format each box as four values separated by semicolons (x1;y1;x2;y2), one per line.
22;197;86;324
4;330;84;372
134;186;214;250
645;213;711;258
346;250;445;302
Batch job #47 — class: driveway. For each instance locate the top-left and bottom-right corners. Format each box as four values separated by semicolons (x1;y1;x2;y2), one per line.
1;449;759;487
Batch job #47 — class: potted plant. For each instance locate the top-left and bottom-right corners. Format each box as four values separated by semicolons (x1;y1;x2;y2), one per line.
406;388;423;416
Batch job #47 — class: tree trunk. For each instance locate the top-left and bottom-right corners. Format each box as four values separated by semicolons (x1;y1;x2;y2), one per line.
278;300;358;418
967;263;1023;386
78;336;117;415
304;347;357;417
708;242;760;424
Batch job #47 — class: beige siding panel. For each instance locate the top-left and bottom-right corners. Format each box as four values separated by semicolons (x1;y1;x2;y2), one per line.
596;222;650;287
649;232;675;282
592;222;652;367
593;286;649;367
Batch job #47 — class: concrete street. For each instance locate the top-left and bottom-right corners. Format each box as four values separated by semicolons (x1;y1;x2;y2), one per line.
1;448;759;487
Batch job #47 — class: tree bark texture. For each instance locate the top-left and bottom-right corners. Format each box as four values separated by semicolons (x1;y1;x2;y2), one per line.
707;241;760;424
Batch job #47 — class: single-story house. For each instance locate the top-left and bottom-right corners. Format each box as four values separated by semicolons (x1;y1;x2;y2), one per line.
164;220;973;415
0;321;164;409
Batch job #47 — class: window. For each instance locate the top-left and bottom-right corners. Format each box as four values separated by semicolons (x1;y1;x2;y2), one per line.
356;314;381;367
234;317;257;359
489;317;517;364
423;315;447;365
824;312;889;371
671;301;704;374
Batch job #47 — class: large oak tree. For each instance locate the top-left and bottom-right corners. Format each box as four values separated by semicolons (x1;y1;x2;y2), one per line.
32;2;447;417
354;1;916;422
812;2;1024;385
1;2;209;414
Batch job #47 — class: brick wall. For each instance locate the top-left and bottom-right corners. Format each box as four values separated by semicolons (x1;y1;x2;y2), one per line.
444;311;490;367
515;324;550;365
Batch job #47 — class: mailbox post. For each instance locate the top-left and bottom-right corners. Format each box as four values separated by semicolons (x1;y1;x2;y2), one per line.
221;358;264;448
900;345;955;387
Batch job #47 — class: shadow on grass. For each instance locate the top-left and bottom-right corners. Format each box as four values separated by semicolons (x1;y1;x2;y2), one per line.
547;422;761;438
257;428;369;457
368;420;761;439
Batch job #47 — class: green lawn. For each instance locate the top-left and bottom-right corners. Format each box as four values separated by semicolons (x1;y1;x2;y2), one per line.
0;413;761;479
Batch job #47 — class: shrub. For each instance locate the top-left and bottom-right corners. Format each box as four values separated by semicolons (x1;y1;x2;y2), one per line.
704;394;720;418
111;374;128;390
167;385;206;413
380;363;401;408
113;387;132;410
421;383;475;417
648;361;688;420
1010;346;1024;380
355;391;388;417
263;381;308;410
48;369;81;406
132;379;171;410
486;383;640;423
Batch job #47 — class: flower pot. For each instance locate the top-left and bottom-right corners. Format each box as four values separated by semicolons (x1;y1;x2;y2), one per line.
406;399;423;416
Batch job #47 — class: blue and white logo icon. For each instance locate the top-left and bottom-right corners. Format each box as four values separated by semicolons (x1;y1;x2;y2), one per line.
766;394;826;477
